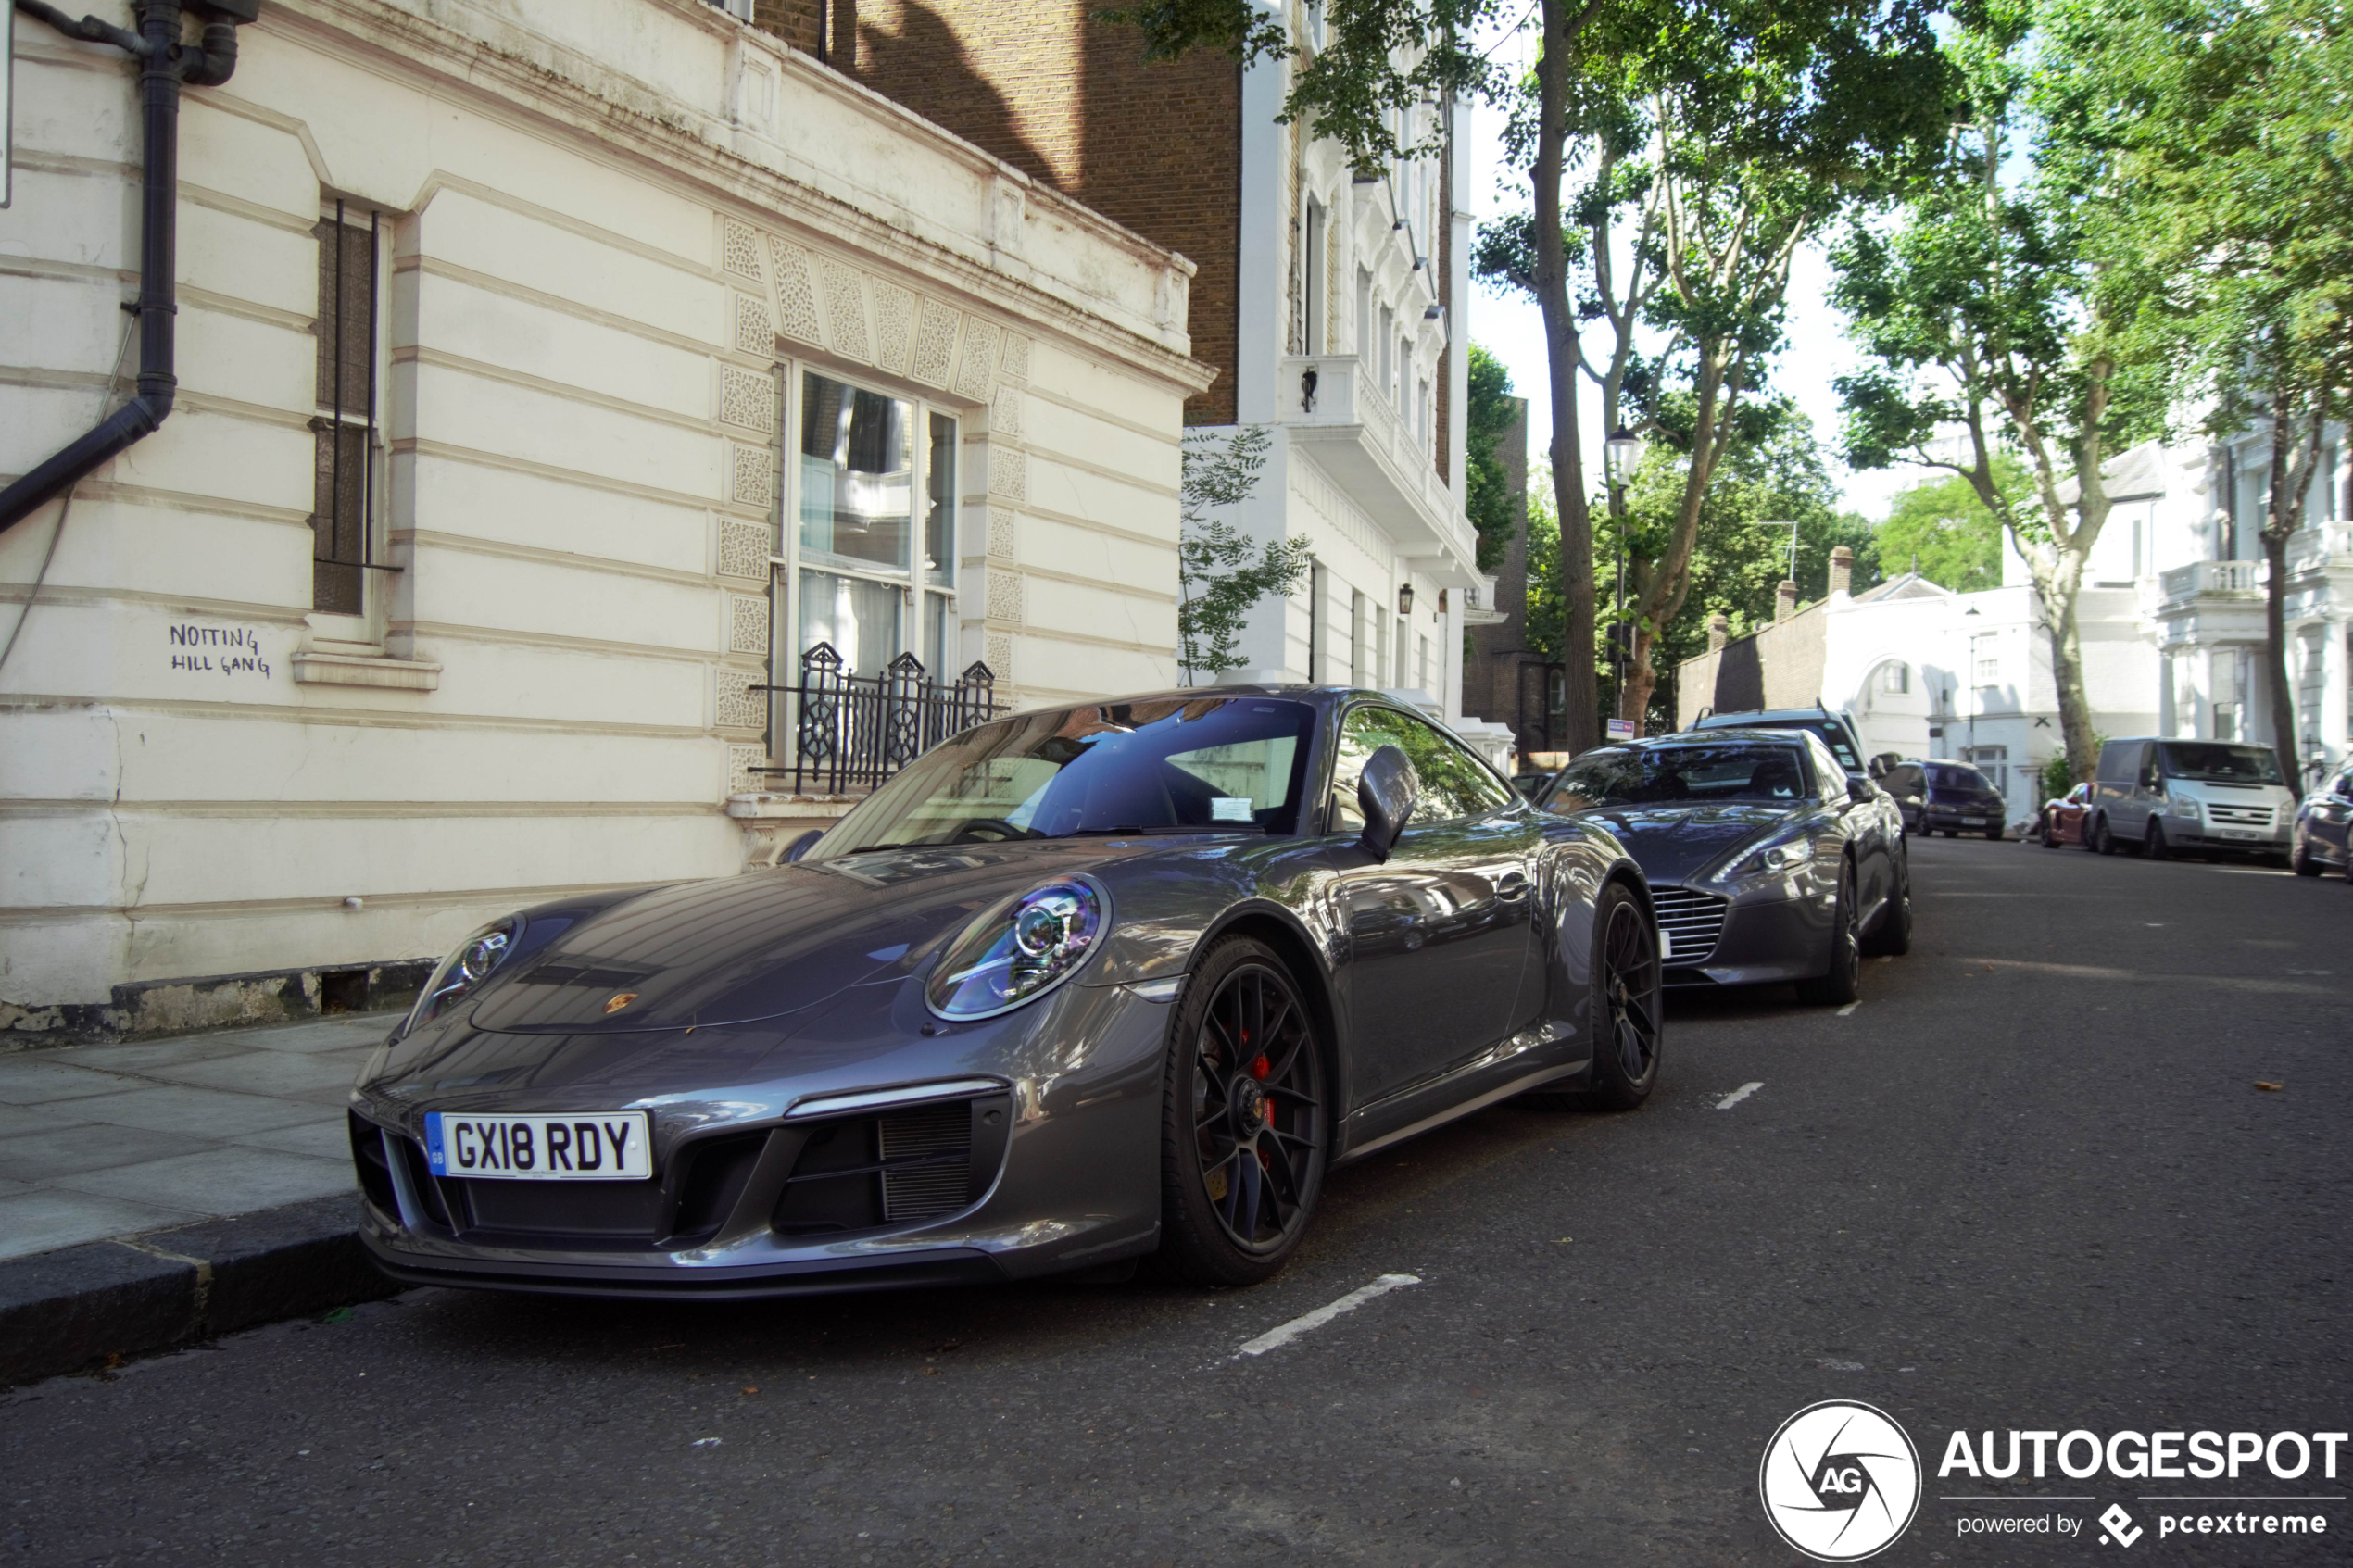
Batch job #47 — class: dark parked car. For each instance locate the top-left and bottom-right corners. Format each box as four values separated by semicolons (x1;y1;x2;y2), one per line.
1915;760;2008;839
348;686;1661;1299
2292;759;2353;878
1535;729;1910;1004
1688;707;1870;779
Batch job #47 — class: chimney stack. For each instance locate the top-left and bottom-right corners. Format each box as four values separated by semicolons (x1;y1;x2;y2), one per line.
1707;612;1729;650
1829;546;1854;597
1776;581;1799;621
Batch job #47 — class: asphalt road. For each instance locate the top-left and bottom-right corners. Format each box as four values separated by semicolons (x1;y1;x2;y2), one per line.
5;836;2347;1567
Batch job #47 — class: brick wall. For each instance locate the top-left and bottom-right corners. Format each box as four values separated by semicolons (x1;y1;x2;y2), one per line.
1465;395;1535;746
769;0;1240;424
751;0;822;54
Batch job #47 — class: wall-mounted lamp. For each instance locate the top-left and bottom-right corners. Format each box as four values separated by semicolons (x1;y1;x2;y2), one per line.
1300;365;1319;414
1423;303;1444;321
1397;583;1415;616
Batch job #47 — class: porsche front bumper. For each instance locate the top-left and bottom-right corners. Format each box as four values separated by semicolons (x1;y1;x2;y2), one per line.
348;977;1179;1299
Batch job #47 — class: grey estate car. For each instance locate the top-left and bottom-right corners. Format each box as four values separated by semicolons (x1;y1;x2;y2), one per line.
348;686;1661;1299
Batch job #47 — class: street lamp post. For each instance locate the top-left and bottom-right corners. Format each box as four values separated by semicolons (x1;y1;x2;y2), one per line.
1603;427;1643;732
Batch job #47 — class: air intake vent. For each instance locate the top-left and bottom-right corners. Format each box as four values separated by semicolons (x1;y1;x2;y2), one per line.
1650;884;1730;964
878;1104;974;1223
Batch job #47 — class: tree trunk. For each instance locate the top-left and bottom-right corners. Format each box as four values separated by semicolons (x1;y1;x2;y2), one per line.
1620;354;1735;734
2259;395;2325;797
1531;1;1597;752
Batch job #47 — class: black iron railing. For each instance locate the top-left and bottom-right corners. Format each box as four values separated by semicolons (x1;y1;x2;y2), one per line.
753;644;1000;796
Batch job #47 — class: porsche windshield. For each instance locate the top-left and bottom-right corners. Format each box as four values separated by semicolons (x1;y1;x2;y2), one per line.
1547;743;1814;809
809;697;1316;856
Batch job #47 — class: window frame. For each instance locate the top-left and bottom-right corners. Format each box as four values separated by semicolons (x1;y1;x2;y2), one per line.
308;200;392;633
1322;700;1518;834
771;361;961;671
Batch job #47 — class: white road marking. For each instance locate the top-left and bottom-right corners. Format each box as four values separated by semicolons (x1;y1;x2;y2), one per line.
1836;1000;1861;1016
1234;1273;1420;1358
1716;1082;1765;1110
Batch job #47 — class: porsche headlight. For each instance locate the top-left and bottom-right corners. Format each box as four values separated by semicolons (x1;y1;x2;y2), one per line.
1717;832;1814;884
403;915;522;1035
926;879;1106;1021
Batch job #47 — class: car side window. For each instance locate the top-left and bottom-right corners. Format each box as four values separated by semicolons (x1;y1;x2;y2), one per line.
1327;707;1512;831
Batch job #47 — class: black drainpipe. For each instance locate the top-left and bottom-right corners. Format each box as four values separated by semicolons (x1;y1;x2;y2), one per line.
0;0;258;536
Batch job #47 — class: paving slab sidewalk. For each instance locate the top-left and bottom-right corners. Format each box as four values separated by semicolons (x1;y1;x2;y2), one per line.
0;1011;402;1383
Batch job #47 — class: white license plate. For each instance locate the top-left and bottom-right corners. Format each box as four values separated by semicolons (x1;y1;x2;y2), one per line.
1961;816;1986;826
424;1111;650;1181
2221;829;2257;839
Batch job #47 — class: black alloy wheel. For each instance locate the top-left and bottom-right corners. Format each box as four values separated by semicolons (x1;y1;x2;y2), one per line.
1524;880;1660;1112
1156;937;1327;1286
1796;859;1862;1006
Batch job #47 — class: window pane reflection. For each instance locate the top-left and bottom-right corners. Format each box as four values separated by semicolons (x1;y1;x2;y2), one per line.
799;372;912;574
799;569;901;675
925;412;955;589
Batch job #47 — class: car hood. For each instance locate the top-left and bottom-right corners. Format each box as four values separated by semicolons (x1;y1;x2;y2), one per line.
462;841;1135;1035
1567;801;1804;884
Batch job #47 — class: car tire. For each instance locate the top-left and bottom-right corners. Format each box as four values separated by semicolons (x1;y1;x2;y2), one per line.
1155;936;1328;1288
1985;823;2004;841
1940;828;1957;838
2036;815;2056;847
1860;851;1912;957
2092;816;2115;855
2146;822;2170;861
2293;836;2321;876
1795;859;1862;1006
1522;881;1662;1113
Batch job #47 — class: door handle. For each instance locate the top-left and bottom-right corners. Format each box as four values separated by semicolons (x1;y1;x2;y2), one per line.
1496;871;1530;901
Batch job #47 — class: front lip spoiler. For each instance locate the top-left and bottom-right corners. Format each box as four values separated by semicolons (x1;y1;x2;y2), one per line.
360;1231;1008;1300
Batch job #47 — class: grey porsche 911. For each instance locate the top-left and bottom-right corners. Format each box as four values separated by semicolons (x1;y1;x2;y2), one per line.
1533;729;1911;1004
348;686;1661;1299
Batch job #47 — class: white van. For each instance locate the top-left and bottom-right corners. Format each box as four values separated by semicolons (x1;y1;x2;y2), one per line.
2086;736;2296;860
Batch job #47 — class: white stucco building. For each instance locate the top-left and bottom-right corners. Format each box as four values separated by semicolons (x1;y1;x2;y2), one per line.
1204;19;1500;755
0;0;1210;1036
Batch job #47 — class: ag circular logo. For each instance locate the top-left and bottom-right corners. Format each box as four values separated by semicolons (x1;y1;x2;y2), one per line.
1758;1399;1921;1561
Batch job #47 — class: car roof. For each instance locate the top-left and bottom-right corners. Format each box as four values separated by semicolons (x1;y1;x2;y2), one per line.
1630;728;1815;747
1692;709;1852;727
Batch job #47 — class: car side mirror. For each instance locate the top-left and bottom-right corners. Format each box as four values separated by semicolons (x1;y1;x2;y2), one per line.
1357;745;1417;862
1848;777;1874;804
784;828;824;863
1868;753;1895;781
2336;779;2353;801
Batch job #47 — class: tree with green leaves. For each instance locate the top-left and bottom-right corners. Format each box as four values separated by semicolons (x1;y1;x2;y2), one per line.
1111;0;1950;745
1464;345;1523;571
1176;425;1312;684
1873;459;2027;594
2052;0;2353;789
1832;2;2169;784
1602;406;1877;727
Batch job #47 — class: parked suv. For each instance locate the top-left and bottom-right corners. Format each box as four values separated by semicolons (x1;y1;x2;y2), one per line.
1689;708;1869;779
2086;736;2296;860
